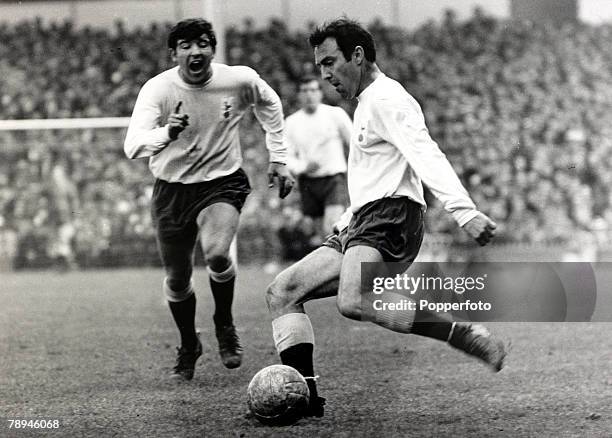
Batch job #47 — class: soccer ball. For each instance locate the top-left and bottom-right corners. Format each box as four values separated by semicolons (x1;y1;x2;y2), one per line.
247;364;310;425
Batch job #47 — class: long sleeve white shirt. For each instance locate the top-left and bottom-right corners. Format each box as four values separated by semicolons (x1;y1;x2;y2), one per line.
124;63;286;183
339;73;478;229
285;104;351;177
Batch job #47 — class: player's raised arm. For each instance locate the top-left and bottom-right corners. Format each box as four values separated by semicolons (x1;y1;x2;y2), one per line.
373;96;495;241
124;81;175;159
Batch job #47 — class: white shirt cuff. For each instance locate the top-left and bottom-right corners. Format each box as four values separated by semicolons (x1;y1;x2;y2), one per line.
453;209;480;228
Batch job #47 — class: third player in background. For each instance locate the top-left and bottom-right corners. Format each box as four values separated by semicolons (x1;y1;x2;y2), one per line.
285;76;352;243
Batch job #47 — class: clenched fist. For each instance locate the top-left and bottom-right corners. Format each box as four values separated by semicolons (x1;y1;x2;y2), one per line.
462;212;497;246
268;162;295;199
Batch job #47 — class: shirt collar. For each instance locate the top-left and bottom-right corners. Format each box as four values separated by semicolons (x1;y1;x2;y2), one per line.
357;72;386;102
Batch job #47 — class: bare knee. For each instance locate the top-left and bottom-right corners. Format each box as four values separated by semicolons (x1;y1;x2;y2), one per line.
336;294;362;320
205;249;231;272
266;272;300;315
166;269;192;291
158;241;194;291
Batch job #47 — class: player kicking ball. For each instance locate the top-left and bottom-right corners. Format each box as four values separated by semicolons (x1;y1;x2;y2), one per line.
124;18;293;380
266;19;505;417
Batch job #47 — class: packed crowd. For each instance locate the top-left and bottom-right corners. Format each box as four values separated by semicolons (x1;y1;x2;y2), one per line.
1;11;610;268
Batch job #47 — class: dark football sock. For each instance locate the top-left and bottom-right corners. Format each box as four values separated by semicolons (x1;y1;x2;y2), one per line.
210;277;235;327
280;343;318;399
168;294;198;350
410;310;453;342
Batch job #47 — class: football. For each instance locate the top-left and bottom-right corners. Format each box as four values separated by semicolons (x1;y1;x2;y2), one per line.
247;364;310;425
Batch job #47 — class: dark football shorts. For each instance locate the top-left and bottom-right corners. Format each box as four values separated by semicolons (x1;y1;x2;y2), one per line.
298;173;348;218
322;196;424;263
151;168;251;244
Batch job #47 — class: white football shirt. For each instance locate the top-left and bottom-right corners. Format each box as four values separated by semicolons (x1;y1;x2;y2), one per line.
285;104;351;177
337;73;478;230
124;63;286;183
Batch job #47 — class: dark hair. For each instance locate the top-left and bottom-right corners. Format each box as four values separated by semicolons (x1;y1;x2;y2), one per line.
167;18;217;51
297;75;321;90
308;18;376;62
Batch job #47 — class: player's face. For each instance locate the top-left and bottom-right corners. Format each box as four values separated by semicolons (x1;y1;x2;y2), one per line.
298;81;322;112
171;33;214;85
314;37;360;100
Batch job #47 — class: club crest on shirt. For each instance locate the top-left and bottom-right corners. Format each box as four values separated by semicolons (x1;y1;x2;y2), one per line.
221;97;234;121
358;125;367;143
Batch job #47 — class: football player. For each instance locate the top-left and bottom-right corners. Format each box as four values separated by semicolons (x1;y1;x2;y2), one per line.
266;18;504;417
125;18;294;380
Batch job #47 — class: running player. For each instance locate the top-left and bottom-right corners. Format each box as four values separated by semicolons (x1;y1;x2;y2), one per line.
124;18;293;380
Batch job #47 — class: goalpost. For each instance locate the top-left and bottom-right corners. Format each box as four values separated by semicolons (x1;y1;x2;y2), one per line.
0;118;130;131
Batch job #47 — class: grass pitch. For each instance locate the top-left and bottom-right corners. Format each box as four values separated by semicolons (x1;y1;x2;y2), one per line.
2;268;612;437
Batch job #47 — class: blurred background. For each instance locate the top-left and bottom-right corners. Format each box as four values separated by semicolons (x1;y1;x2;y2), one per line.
1;0;611;270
